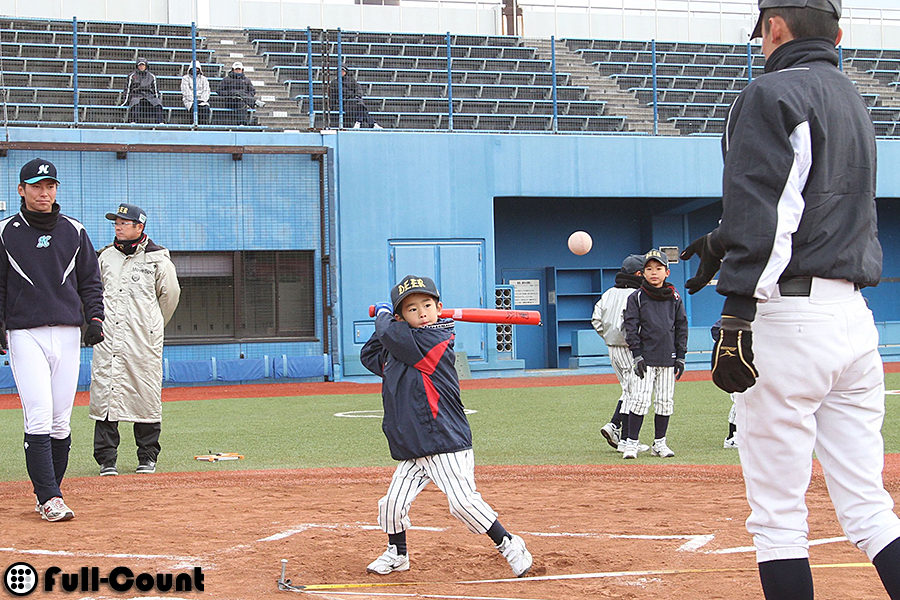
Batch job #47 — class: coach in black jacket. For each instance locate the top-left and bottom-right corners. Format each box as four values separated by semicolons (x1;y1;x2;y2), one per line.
680;1;900;599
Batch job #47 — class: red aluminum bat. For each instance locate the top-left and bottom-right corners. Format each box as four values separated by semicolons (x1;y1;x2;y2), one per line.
368;305;542;325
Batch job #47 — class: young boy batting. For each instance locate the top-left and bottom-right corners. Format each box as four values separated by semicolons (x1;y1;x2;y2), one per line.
360;275;532;578
621;250;688;459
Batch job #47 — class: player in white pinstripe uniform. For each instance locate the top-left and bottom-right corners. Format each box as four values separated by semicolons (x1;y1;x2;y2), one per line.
592;254;649;453
360;275;532;578
621;250;688;459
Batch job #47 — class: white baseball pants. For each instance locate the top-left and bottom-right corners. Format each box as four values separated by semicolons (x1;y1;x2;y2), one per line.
378;449;498;535
737;278;900;563
627;365;675;416
9;326;81;438
609;345;637;406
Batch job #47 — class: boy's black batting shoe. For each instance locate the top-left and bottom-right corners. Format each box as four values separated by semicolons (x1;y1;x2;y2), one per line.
99;463;118;476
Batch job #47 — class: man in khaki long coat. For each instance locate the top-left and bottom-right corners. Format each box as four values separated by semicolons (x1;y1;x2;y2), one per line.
89;203;180;475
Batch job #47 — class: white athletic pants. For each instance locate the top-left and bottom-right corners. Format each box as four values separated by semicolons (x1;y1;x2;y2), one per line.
10;326;81;438
609;345;636;407
627;365;675;416
378;449;498;535
737;278;900;563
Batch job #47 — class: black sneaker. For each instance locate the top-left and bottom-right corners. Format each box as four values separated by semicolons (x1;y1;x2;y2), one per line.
99;464;118;477
135;461;156;474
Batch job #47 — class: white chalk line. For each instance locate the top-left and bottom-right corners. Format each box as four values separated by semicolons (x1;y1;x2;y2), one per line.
710;536;849;555
0;547;198;563
259;523;445;543
525;532;714;552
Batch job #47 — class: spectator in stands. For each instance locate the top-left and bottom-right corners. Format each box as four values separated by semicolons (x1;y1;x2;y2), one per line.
89;203;180;477
123;57;165;124
181;61;211;125
214;62;261;126
329;65;380;129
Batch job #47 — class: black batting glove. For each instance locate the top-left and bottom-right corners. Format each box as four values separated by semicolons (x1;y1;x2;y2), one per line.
674;358;685;380
680;233;723;295
711;316;758;393
83;318;104;347
633;356;647;379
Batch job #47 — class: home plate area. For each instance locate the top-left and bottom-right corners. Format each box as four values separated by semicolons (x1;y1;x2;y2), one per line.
0;462;897;600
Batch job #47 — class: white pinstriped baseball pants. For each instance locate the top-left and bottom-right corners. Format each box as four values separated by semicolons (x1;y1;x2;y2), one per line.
609;345;637;407
377;449;498;535
738;279;900;563
10;326;81;438
626;365;675;416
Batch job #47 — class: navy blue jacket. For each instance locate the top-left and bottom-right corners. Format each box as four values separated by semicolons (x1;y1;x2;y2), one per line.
0;211;104;330
360;314;473;461
623;284;688;367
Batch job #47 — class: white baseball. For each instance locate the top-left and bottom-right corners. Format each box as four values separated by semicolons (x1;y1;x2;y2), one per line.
567;231;592;256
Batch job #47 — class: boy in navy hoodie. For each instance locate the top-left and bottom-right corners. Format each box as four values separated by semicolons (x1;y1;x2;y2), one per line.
360;275;532;578
621;250;688;459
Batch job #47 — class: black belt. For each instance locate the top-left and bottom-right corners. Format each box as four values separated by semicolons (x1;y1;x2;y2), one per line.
778;276;860;297
778;276;812;296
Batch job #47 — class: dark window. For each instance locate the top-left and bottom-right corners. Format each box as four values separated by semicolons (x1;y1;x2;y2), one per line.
165;251;316;343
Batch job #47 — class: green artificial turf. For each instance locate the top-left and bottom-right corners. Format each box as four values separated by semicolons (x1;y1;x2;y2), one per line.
0;373;899;482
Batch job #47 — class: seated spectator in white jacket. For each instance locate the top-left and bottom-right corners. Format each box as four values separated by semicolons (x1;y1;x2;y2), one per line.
181;61;211;125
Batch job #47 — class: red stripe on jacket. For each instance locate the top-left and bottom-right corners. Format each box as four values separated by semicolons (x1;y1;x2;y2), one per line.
415;335;453;419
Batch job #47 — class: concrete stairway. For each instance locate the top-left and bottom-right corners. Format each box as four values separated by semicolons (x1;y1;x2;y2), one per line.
845;64;900;108
202;28;309;130
526;38;680;135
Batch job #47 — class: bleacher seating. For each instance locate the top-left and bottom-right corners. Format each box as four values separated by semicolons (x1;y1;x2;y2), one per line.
0;17;253;127
564;38;900;137
1;17;900;135
256;28;626;132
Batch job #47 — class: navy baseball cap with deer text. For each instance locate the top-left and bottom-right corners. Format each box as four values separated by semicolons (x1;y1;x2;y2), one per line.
20;158;60;184
391;275;440;314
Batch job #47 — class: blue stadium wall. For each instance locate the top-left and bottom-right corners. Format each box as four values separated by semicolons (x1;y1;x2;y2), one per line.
3;127;900;383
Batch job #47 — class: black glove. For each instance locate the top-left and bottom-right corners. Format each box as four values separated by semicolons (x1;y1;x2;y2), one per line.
711;316;758;393
83;318;104;347
674;358;685;380
0;323;6;356
680;233;723;295
633;356;647;379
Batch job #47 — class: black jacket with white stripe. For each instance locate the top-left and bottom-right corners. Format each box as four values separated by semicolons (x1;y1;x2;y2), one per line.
360;314;473;461
0;209;104;330
708;37;881;321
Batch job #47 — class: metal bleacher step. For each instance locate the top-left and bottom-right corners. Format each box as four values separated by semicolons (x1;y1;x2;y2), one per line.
526;37;679;135
201;28;309;130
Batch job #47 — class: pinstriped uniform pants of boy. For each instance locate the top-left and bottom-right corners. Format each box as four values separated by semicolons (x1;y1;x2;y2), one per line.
626;365;675;416
378;449;498;535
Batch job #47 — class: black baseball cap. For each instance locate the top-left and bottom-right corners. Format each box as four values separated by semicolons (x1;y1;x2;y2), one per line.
105;203;147;224
20;158;60;184
621;254;645;275
643;249;669;269
751;0;841;39
391;275;440;314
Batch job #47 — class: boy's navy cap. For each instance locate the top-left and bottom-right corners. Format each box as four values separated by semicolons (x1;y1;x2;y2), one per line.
391;275;440;313
751;0;840;38
621;254;645;274
20;158;60;184
105;203;147;224
643;249;669;268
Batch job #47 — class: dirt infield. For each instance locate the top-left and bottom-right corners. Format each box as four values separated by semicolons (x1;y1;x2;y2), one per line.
2;459;899;600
